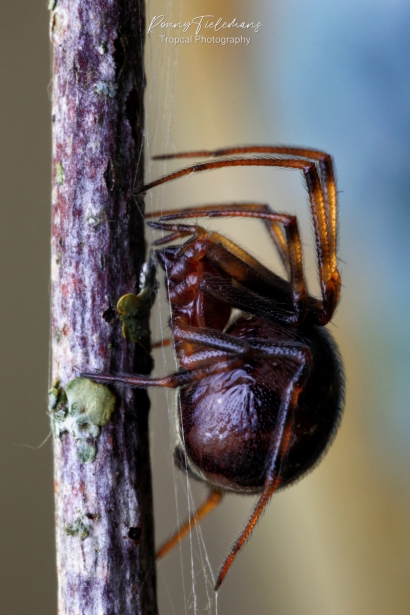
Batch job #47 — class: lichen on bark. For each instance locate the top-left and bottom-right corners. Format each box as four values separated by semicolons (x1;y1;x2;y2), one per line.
50;0;158;612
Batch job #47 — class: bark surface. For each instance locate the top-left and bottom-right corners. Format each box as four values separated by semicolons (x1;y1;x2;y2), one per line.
50;0;157;613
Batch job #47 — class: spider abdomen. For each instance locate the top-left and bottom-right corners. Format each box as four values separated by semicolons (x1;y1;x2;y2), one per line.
179;366;281;492
177;318;343;494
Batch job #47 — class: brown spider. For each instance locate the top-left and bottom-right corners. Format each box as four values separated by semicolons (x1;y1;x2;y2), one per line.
83;145;344;591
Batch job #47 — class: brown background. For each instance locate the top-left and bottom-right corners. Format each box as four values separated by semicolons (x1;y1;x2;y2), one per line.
1;1;410;614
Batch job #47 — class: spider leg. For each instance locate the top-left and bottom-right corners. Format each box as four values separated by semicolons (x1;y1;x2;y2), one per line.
152;144;337;271
214;479;280;591
156;489;223;560
146;203;289;273
138;156;340;324
210;228;289;284
146;209;291;278
199;270;298;326
82;325;308;389
149;229;192;247
214;343;312;590
151;338;172;349
80;353;249;390
172;324;309;368
147;221;206;247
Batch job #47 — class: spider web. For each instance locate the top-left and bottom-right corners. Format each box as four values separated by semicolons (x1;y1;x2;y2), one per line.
143;2;220;613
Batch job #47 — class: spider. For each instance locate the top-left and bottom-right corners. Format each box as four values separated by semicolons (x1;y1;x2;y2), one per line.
83;145;344;591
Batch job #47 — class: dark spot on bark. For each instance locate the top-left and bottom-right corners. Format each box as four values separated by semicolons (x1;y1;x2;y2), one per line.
104;158;114;192
113;36;125;81
59;237;64;246
85;512;96;520
127;526;142;541
102;305;116;323
52;114;56;122
125;88;140;144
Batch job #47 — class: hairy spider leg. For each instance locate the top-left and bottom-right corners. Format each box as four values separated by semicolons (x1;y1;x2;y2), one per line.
214;343;312;590
148;216;309;327
198;274;296;326
214;479;280;590
156;489;223;560
152;144;337;273
145;203;289;273
147;221;207;247
147;204;289;281
137;157;340;325
81;354;251;390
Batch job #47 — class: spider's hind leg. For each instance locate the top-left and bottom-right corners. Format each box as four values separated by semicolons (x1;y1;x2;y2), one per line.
214;342;312;590
156;488;223;560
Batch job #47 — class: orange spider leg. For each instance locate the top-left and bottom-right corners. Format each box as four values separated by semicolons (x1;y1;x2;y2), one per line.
145;203;289;273
214;344;312;590
151;338;172;349
156;489;223;560
152;144;337;274
214;477;281;591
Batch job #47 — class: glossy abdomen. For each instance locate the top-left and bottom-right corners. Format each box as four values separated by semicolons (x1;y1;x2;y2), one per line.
177;318;344;493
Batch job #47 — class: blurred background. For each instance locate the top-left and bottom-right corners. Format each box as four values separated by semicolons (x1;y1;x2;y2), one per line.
1;0;410;613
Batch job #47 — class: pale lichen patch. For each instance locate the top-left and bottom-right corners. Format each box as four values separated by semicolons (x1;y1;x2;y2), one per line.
95;80;118;98
50;378;116;462
76;440;97;463
85;207;108;228
50;8;69;45
66;377;116;426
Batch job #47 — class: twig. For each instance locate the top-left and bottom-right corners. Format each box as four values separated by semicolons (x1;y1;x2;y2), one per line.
50;0;158;612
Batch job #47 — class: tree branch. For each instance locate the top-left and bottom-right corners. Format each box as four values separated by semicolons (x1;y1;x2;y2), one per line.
50;0;158;612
